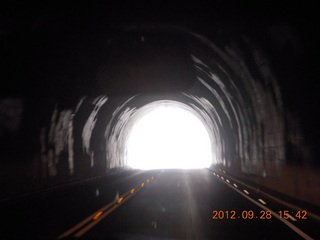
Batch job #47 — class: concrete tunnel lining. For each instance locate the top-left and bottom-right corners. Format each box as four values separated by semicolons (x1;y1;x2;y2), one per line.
39;29;286;181
2;27;319;206
100;30;285;177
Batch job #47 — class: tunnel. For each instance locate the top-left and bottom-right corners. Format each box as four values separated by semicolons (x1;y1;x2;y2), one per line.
1;25;319;204
1;3;320;239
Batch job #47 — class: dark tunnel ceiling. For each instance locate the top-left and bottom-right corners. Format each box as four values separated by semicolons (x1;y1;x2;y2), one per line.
0;1;319;153
0;1;319;97
96;29;196;95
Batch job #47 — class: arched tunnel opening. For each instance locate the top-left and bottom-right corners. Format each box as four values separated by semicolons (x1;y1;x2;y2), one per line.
92;28;287;180
1;4;320;238
121;100;213;170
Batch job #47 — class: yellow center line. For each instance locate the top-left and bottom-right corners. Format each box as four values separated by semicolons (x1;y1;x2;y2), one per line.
74;204;118;238
57;200;117;239
74;188;140;238
57;178;152;239
92;211;103;220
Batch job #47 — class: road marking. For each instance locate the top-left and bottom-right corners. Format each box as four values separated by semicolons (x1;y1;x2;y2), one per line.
207;169;320;222
243;189;249;195
214;173;314;240
74;186;139;237
93;212;103;220
74;205;118;237
57;176;155;239
288;214;297;221
57;200;117;239
258;198;266;205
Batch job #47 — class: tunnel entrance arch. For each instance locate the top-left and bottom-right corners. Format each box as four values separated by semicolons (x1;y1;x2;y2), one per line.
105;95;220;171
125;102;213;169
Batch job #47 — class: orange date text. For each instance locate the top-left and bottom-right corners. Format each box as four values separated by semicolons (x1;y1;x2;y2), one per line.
212;210;272;220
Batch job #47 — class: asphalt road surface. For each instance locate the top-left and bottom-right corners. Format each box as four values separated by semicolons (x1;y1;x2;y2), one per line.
1;169;318;239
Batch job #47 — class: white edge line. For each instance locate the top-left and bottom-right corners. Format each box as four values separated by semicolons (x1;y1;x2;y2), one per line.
258;199;266;205
208;169;320;222
217;177;314;240
288;214;297;221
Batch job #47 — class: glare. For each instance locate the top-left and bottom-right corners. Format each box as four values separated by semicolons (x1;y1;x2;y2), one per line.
126;106;212;169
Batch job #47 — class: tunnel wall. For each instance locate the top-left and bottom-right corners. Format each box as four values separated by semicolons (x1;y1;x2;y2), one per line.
1;29;319;206
186;33;320;205
187;33;286;175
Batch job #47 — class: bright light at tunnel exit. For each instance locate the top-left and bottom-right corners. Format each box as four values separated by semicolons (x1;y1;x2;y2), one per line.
126;106;212;169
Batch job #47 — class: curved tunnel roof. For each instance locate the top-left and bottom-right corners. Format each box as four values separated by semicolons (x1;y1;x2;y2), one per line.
1;22;319;205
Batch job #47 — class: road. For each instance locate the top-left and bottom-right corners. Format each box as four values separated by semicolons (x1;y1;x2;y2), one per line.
1;169;318;239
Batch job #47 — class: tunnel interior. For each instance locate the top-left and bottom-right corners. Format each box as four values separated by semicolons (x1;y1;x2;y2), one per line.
98;29;286;177
1;24;320;207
